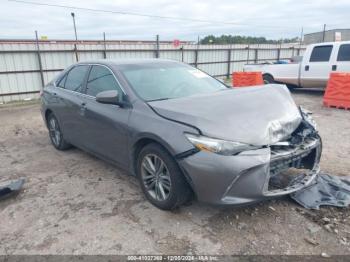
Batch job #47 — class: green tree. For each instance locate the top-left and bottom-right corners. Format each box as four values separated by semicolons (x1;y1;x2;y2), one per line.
200;35;299;44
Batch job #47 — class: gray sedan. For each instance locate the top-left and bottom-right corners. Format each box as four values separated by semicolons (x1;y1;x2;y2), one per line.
41;59;321;210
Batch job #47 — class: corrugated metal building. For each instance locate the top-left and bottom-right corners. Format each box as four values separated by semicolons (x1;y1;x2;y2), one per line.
304;29;350;44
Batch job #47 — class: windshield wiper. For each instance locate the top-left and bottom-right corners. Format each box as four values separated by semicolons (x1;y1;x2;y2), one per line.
147;98;170;102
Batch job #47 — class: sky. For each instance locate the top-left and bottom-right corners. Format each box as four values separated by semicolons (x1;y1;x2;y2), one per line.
1;0;349;41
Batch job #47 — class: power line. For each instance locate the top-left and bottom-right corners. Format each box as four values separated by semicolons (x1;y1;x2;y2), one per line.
8;0;307;30
8;0;244;26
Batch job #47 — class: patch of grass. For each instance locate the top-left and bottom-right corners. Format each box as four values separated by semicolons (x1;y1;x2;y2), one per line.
0;99;40;108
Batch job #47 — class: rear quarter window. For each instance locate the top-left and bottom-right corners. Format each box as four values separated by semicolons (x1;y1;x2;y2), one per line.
337;44;350;61
57;73;67;88
309;45;333;62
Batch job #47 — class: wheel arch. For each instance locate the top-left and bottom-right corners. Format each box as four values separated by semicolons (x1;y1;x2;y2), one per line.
130;134;176;176
44;109;54;127
131;135;196;202
263;73;274;80
130;134;196;194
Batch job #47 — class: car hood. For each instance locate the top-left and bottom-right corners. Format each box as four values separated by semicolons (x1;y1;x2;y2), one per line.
148;84;302;146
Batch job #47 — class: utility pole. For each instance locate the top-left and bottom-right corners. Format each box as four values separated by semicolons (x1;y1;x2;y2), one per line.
298;27;303;55
322;24;326;42
71;12;79;61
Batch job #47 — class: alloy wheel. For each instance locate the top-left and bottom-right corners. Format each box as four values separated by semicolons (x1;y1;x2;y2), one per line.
48;117;61;147
141;154;172;201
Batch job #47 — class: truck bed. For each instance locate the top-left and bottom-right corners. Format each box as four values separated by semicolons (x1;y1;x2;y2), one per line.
244;63;300;86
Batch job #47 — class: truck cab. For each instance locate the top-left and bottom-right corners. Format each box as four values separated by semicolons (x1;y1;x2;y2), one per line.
300;41;350;88
244;41;350;89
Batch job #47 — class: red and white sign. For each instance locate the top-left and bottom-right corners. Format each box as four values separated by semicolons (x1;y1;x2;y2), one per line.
173;39;180;48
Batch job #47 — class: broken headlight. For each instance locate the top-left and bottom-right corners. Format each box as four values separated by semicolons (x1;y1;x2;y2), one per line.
300;106;317;130
185;133;258;156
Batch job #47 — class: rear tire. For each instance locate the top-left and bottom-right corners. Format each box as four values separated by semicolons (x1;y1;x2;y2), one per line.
136;143;192;210
263;74;274;84
47;113;71;150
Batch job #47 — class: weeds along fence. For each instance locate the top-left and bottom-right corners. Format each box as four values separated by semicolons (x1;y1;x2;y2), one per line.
0;39;306;103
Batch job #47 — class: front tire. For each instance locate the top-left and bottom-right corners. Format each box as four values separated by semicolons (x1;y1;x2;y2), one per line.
137;143;192;210
47;113;71;150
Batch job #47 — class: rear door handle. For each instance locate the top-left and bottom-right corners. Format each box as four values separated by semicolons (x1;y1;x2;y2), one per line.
305;65;309;71
332;65;337;71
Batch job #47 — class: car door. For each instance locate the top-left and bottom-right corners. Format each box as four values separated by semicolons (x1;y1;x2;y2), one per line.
300;45;334;88
51;65;90;146
335;43;350;72
79;65;131;169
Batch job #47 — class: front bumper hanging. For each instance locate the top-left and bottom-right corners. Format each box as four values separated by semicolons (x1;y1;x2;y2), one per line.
179;123;322;205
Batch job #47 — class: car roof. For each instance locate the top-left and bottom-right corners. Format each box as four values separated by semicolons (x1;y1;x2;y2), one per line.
76;58;181;67
309;41;350;47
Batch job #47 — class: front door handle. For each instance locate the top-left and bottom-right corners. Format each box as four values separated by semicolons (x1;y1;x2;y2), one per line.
332;65;337;71
79;102;87;116
305;65;310;71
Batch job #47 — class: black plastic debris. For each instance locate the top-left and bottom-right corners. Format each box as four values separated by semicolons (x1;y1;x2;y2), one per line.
290;173;350;209
0;178;25;199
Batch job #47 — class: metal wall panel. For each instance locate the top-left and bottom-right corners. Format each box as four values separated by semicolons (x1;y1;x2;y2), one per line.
258;49;278;61
230;61;248;72
0;41;306;102
197;62;227;76
41;52;75;70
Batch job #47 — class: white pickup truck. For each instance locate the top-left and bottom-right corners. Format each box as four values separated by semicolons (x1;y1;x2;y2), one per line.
244;41;350;88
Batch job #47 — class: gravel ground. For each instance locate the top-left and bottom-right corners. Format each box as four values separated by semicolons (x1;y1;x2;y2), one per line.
0;89;349;256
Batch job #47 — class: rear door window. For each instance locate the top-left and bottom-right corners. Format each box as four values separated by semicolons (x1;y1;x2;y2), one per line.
309;45;333;62
63;65;89;93
337;44;350;61
86;65;123;97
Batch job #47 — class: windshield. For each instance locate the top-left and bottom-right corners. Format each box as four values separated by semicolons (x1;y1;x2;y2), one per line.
120;62;227;101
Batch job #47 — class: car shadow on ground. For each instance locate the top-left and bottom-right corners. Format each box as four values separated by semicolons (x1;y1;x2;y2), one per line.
290;88;324;96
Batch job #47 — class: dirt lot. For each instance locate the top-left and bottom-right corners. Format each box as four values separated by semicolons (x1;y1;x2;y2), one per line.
0;89;349;255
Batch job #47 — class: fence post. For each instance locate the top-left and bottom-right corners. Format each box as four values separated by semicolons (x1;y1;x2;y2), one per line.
254;48;258;63
246;44;250;64
35;31;45;89
195;36;200;68
73;44;79;62
155;35;160;58
181;46;184;62
194;40;199;68
277;42;282;61
103;32;107;59
227;48;231;79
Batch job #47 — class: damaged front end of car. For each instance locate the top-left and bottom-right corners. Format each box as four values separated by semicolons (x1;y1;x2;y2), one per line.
264;107;321;196
179;106;322;205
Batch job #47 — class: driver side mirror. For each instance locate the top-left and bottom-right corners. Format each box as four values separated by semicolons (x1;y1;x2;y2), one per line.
96;90;120;105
